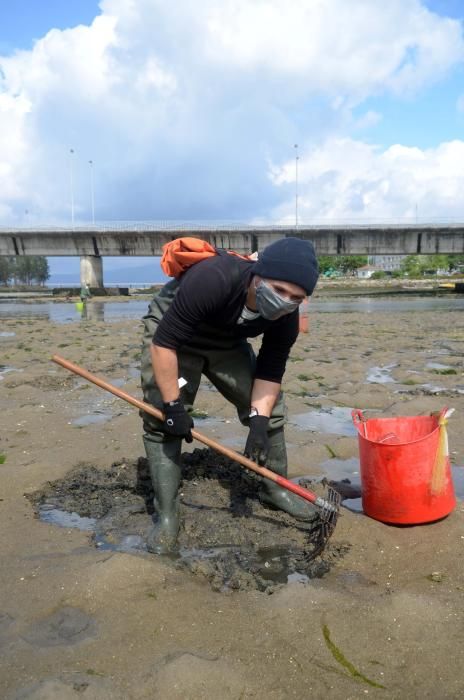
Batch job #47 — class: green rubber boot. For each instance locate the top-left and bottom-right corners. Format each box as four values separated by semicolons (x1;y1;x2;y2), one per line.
259;428;319;522
143;436;182;554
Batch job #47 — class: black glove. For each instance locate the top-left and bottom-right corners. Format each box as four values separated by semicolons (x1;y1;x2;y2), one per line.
244;415;270;464
162;399;194;443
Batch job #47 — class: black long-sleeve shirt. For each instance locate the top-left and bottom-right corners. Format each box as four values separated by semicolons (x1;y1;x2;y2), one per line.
153;254;299;383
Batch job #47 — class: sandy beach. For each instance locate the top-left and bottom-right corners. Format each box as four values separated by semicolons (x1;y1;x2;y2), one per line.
1;289;463;699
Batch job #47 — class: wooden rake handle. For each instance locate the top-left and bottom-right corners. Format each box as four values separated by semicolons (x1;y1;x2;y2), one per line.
52;354;326;508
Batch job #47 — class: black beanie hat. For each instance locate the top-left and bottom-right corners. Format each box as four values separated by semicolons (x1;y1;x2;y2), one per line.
253;237;319;295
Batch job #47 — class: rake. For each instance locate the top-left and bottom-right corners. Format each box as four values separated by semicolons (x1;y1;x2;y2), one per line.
52;354;340;545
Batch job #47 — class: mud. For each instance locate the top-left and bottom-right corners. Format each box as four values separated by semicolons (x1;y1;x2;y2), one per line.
20;607;97;647
29;450;348;592
5;374;76;391
2;295;464;699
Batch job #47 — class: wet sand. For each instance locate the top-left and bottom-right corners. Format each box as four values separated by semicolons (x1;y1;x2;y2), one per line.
1;294;464;698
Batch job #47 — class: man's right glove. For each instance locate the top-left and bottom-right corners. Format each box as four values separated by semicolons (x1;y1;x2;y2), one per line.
244;414;270;465
162;399;194;442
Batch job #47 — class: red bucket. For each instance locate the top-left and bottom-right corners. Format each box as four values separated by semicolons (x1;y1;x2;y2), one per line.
352;409;456;525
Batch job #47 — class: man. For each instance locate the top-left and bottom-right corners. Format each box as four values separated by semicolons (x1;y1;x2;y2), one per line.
80;282;91;304
140;237;319;554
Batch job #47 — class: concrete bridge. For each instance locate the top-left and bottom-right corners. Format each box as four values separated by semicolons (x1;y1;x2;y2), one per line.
1;222;463;286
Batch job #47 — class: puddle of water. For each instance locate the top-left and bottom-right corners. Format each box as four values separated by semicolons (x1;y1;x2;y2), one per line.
319;457;360;481
0;331;15;337
40;507;97;531
117;535;147;551
452;466;464;500
251;547;301;584
0;366;22;380
366;364;397;384
287;571;310;584
289;407;356;436
95;534;147;553
109;377;126;388
319;459;362;514
341;498;363;513
295;458;363;513
71;412;113;427
179;544;309;585
395;382;464;396
420;383;447;394
255;546;311;584
429;348;450;356
426;361;453;371
39;507;147;553
180;546;224;559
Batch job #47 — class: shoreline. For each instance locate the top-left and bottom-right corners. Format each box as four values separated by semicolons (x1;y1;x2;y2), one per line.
1;276;463;301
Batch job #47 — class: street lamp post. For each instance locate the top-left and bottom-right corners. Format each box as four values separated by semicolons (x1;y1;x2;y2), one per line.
294;143;299;228
89;160;95;225
69;148;75;227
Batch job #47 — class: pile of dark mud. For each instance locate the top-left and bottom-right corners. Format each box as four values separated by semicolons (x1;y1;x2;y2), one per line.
29;449;348;592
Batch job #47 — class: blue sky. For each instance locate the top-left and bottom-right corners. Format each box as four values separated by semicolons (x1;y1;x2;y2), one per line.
1;0;464;281
424;0;464;19
0;1;101;54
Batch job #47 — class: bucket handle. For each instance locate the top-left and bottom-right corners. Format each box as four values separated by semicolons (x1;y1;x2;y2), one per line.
430;407;455;496
351;409;368;438
436;406;452;421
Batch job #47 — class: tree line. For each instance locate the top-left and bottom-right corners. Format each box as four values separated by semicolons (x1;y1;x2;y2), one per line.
318;254;464;277
1;253;462;287
397;254;464;277
0;256;50;286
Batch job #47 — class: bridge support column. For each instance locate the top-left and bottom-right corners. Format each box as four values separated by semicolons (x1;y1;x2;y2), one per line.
80;255;103;288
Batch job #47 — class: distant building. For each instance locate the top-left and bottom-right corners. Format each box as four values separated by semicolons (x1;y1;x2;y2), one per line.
357;264;383;279
368;255;406;272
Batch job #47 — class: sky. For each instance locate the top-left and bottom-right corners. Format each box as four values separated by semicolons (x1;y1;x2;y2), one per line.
1;0;464;279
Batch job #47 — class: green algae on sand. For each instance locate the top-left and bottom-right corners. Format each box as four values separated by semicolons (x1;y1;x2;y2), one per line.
322;624;386;689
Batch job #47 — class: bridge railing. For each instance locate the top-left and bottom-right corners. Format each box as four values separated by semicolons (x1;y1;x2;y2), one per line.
1;217;464;233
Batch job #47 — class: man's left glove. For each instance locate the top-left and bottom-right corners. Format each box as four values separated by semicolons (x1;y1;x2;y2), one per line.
244;414;270;464
162;399;194;442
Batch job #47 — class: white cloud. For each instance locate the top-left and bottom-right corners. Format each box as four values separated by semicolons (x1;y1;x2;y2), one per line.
0;0;463;224
269;137;464;222
0;93;31;198
205;0;464;98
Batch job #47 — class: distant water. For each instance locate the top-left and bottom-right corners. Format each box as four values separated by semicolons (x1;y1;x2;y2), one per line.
0;294;463;323
48;281;159;289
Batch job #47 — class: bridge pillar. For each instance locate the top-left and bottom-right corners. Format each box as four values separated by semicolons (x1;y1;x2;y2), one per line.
80;255;103;288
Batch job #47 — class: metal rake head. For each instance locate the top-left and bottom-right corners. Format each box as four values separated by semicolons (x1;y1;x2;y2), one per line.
306;485;341;558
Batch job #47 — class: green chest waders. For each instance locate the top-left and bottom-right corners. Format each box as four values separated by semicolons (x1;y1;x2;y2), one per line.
140;282;318;553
